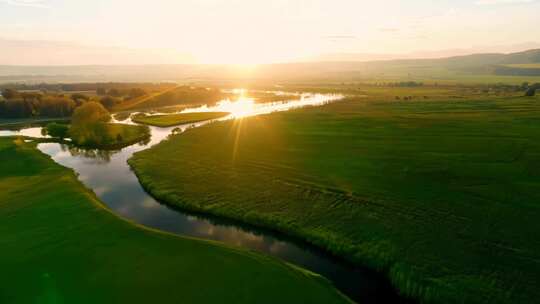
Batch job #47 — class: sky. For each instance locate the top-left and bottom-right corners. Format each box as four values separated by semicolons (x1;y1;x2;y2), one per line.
0;0;539;65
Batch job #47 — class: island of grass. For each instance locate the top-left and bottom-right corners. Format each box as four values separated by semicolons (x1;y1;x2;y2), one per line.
129;91;540;304
0;137;349;304
132;112;230;127
44;122;151;150
70;122;151;149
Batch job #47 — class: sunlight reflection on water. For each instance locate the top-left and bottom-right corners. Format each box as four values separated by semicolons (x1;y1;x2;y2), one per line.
0;127;48;138
181;92;342;118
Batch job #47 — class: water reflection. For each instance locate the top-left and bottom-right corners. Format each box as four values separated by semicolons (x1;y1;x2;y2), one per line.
58;144;118;163
0;127;49;138
181;92;342;118
0;92;410;304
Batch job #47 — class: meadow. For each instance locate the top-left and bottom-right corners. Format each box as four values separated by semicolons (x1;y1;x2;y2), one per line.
0;137;350;304
132;112;230;127
129;88;540;304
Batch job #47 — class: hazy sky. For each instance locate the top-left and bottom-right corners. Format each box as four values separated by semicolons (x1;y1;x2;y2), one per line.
1;0;539;64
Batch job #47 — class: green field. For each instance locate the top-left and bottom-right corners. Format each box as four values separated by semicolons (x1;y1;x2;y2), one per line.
129;92;540;303
132;112;230;127
0;137;349;304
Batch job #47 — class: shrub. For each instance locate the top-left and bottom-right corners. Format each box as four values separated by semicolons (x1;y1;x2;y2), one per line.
44;123;69;139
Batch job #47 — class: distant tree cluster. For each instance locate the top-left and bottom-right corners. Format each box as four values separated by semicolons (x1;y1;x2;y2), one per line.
2;82;173;93
523;82;540;97
96;87;148;109
96;87;147;99
0;85;151;118
395;96;429;101
0;89;77;118
386;81;424;87
485;83;524;92
98;96;122;110
138;86;225;109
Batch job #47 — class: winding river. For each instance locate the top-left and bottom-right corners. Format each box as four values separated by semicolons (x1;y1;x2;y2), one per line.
1;92;410;304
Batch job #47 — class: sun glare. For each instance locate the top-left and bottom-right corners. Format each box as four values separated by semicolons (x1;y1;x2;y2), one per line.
180;89;343;120
181;89;256;118
217;98;256;118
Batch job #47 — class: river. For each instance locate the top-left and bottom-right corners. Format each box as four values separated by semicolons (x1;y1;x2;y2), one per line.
1;92;410;304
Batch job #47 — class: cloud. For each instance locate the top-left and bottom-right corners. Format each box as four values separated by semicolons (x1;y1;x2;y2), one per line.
0;0;49;8
475;0;535;5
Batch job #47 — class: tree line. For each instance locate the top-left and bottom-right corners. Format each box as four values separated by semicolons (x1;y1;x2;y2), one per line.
0;89;78;118
0;86;151;118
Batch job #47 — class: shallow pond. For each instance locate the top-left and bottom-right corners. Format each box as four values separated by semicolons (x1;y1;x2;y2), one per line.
1;92;410;304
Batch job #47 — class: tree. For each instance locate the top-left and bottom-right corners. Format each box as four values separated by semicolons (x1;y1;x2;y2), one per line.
525;88;536;96
1;88;20;99
525;83;540;97
99;96;119;109
39;96;76;117
69;102;112;147
0;99;34;118
71;101;111;125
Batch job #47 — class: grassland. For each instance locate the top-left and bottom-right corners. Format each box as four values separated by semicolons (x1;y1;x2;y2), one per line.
129;90;540;304
132;112;230;127
0;137;350;304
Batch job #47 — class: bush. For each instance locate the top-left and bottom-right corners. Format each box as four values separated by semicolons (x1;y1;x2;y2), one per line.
44;123;69;139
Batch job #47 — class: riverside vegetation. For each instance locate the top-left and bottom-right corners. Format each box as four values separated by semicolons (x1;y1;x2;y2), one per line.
129;87;540;304
41;102;151;149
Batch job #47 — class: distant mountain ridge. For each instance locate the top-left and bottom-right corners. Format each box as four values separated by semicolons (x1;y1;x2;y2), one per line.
1;49;540;83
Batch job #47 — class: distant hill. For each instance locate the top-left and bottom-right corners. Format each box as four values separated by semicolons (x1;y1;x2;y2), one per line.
1;49;539;83
440;49;540;76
